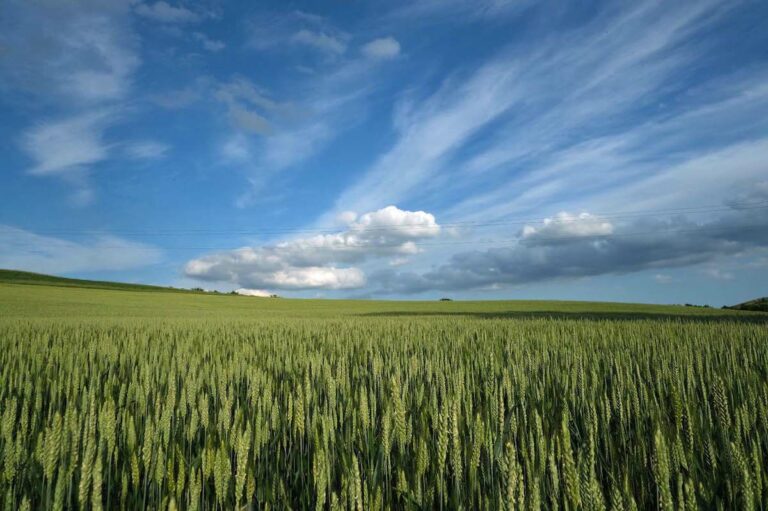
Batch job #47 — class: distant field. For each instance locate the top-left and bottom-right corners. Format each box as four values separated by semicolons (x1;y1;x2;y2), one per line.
0;280;761;321
0;280;766;510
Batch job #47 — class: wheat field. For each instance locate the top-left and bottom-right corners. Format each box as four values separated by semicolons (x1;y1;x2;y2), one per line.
0;283;766;509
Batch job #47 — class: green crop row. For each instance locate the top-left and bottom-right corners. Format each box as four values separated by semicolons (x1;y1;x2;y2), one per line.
0;317;766;510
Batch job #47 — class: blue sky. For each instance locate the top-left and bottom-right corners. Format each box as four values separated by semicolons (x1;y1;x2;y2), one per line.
1;0;767;304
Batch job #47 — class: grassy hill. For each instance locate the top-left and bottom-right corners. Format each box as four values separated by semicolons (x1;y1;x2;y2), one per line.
0;269;194;294
724;296;768;312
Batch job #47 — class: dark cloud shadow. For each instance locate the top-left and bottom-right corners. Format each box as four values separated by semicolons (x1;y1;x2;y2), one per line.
355;310;768;324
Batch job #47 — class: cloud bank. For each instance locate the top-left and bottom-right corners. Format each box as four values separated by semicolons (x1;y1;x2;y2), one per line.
372;199;768;294
184;206;440;290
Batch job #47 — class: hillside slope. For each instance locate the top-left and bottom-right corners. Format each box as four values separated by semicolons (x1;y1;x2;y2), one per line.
0;269;190;294
725;297;768;312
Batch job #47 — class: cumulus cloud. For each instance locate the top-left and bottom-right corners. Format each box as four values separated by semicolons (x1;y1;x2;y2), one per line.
372;201;768;294
184;206;440;290
292;29;347;55
134;2;201;24
0;225;162;275
22;110;114;176
235;288;271;297
361;37;401;59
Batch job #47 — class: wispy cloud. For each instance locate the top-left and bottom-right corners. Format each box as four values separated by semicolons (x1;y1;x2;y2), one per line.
21;110;115;176
134;2;201;24
292;29;347;55
246;10;347;56
124;141;170;160
387;0;533;25
2;0;143;202
0;1;139;105
193;32;225;52
322;56;527;219
320;0;758;226
213;78;291;135
217;55;386;207
0;225;162;275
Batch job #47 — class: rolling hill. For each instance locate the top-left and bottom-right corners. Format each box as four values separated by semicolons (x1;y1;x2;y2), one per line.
724;297;768;312
0;269;191;294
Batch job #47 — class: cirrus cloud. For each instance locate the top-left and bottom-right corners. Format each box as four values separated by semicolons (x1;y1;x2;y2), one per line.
22;110;115;176
0;225;162;275
134;2;201;24
292;29;347;55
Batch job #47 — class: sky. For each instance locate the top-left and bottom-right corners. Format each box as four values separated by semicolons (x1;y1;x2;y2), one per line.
1;0;767;305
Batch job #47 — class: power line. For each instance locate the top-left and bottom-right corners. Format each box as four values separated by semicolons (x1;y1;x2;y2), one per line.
7;221;766;252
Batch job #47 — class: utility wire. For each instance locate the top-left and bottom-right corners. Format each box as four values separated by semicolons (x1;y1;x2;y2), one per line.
6;221;766;252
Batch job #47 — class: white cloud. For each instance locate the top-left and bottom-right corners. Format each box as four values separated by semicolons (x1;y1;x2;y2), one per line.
361;37;401;59
267;267;365;289
125;141;169;159
521;212;613;242
351;206;440;238
0;225;162;275
654;274;673;284
292;29;347;54
193;32;225;51
235;288;272;297
21;110;114;176
134;2;200;23
184;206;440;290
